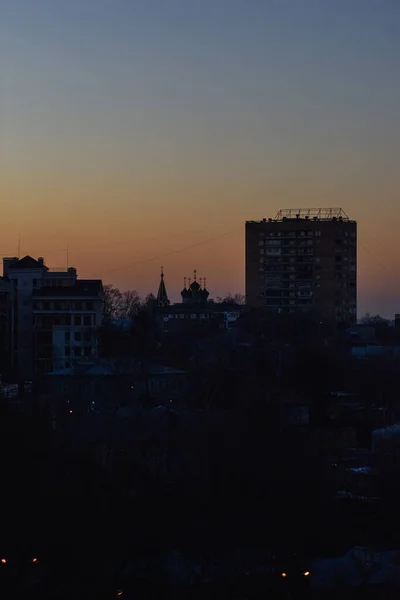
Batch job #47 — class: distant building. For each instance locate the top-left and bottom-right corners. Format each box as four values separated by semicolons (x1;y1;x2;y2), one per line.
0;276;12;375
2;255;103;380
154;269;245;334
245;208;357;324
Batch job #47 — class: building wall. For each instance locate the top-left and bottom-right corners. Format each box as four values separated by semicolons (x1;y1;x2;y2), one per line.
7;267;46;381
52;324;98;371
245;215;357;323
34;300;102;374
0;279;12;375
156;306;243;335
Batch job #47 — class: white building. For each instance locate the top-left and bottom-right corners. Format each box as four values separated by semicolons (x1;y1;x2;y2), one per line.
3;255;103;380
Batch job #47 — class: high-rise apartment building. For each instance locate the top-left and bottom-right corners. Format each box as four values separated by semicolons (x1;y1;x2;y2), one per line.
245;208;357;324
2;255;103;380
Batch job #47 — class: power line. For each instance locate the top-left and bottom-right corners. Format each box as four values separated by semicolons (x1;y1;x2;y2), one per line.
100;225;243;276
358;240;391;276
0;225;232;257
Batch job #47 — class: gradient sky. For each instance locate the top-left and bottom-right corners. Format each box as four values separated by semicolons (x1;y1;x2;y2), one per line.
1;0;400;315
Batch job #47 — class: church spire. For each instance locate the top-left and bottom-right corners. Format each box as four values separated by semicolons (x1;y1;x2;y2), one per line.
157;266;170;306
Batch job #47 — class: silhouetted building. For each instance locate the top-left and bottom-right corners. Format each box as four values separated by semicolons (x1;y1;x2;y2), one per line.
42;359;188;412
2;255;103;380
0;276;12;376
245;208;357;324
155;270;244;334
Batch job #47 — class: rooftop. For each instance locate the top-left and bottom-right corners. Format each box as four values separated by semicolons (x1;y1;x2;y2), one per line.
33;279;103;298
247;208;354;224
6;255;47;270
49;359;185;376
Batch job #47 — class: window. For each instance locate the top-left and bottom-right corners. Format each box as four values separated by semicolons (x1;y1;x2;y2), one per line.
84;347;91;357
74;332;81;342
75;316;81;326
65;332;70;343
75;301;83;310
73;347;81;357
83;316;91;326
65;347;70;356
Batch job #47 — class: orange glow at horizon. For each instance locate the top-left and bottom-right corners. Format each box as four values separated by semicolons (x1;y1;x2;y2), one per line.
1;172;400;316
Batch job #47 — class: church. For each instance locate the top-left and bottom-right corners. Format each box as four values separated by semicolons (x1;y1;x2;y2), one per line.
154;268;244;335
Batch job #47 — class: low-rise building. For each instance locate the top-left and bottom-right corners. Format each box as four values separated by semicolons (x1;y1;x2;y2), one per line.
40;359;188;412
2;255;103;380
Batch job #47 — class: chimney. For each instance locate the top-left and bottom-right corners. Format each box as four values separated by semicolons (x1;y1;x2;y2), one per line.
38;257;45;267
3;257;18;277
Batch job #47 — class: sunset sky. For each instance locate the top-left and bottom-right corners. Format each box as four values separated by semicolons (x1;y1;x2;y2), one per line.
1;0;400;316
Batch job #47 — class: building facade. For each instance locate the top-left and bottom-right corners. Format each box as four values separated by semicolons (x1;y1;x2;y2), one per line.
0;276;13;376
2;255;103;380
245;208;357;324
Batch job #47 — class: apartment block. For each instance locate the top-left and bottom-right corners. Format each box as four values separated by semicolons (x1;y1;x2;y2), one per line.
245;208;357;324
2;255;103;380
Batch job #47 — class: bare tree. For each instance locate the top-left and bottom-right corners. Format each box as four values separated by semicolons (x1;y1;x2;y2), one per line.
360;313;390;326
103;284;123;322
145;293;156;307
215;293;245;305
119;290;142;320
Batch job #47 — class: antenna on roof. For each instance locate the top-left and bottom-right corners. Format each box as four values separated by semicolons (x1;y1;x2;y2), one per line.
17;235;21;259
66;244;69;269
